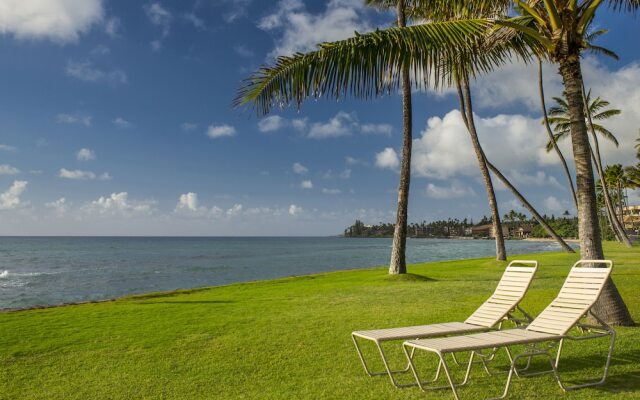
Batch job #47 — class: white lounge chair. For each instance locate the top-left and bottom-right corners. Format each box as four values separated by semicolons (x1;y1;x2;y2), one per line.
402;260;616;400
352;260;538;388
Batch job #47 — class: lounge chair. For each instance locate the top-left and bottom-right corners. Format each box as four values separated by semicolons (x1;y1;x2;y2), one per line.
351;260;538;388
402;260;616;400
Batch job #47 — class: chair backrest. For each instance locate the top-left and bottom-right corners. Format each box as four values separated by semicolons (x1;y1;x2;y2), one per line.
465;260;538;328
527;260;613;336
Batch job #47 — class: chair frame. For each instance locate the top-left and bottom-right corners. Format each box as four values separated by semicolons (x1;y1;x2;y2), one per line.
401;260;616;400
351;261;537;388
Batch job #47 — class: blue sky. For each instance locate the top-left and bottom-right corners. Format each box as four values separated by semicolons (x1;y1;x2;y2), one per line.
0;0;639;236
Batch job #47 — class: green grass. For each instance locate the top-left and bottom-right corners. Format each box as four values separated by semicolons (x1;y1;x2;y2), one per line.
1;242;639;399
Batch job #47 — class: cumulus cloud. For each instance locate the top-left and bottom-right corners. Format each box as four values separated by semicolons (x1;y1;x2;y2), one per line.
65;60;127;84
292;162;308;175
543;196;566;214
0;0;104;43
226;203;243;217
207;124;236;139
308;112;357;139
112;117;133;129
0;180;27;210
360;123;393;136
259;0;372;59
258;115;287;133
76;148;95;161
56;113;92;127
288;204;302;216
345;156;368;166
174;192;224;218
0;164;20;175
425;181;476;199
104;17;120;37
375;148;399;170
84;192;156;216
59;168;111;180
300;180;313;189
45;197;68;216
412;111;557;180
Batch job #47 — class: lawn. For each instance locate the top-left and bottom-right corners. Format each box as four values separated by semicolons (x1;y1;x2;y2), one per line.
1;242;639;399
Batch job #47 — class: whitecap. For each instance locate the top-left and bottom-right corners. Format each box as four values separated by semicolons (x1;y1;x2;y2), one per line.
0;270;8;278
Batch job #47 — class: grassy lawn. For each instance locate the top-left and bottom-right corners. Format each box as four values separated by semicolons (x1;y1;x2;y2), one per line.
1;242;639;399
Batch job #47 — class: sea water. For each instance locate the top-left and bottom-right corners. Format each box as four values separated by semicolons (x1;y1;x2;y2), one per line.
0;237;564;309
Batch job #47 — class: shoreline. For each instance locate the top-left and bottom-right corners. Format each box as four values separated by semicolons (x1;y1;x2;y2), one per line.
1;240;569;314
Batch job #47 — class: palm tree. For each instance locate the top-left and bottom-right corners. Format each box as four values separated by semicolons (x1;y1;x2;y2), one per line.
604;164;628;220
546;91;620;151
236;0;636;325
546;90;631;246
539;59;578;210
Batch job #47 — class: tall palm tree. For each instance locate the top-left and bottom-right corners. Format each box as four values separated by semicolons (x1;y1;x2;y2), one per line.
546;91;620;151
236;0;636;325
539;58;578;210
546;90;632;246
604;164;628;219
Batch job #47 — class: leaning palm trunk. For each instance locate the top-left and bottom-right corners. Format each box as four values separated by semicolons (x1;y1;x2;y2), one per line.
558;56;634;326
538;59;578;211
485;161;575;253
581;84;632;247
457;76;506;260
389;0;412;274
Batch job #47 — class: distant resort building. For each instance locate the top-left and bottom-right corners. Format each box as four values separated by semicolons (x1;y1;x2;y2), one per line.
622;205;640;231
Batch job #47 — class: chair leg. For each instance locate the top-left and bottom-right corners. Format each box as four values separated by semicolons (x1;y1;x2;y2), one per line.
557;330;617;391
351;334;415;387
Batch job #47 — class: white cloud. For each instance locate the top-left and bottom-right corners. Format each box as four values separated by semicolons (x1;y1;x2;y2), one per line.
76;148;95;161
339;169;352;179
345;156;367;166
308;112;356;139
543;196;566;214
507;170;562;189
259;0;372;59
221;0;251;23
425;181;476;199
174;192;224;218
375;148;399;170
0;164;20;175
144;3;172;36
65;60;127;84
0;0;104;43
258;115;286;133
0;180;27;210
45;197;68;216
322;188;341;195
360;123;393;136
291;118;307;131
0;144;16;152
300;180;313;189
292;162;308;175
112;117;133;129
56;113;92;127
59;168;111;180
85;192;156;216
207;124;236;139
226;203;243;217
412;111;557;180
288;204;302;216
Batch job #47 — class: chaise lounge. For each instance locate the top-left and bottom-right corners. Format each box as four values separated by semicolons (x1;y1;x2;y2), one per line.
352;260;538;387
402;260;616;399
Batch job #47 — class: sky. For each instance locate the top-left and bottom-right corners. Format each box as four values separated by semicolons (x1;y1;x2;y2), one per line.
0;0;639;236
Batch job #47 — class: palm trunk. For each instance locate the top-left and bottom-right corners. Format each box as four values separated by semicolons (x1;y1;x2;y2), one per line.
538;59;578;211
558;56;634;326
485;161;575;253
389;0;411;275
457;75;506;260
582;84;632;247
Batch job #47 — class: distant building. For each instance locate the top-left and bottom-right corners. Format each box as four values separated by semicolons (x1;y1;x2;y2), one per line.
471;223;509;238
622;205;640;231
414;226;428;238
513;224;533;239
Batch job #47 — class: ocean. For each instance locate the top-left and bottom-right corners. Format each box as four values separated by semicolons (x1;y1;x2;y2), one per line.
0;236;564;310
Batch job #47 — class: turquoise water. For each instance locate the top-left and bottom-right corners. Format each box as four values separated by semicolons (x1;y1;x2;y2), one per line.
0;237;564;309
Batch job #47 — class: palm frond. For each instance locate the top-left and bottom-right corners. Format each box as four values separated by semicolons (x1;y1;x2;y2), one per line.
236;19;523;115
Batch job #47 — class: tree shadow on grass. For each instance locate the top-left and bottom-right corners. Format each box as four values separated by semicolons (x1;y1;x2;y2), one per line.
383;273;436;283
133;300;235;305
